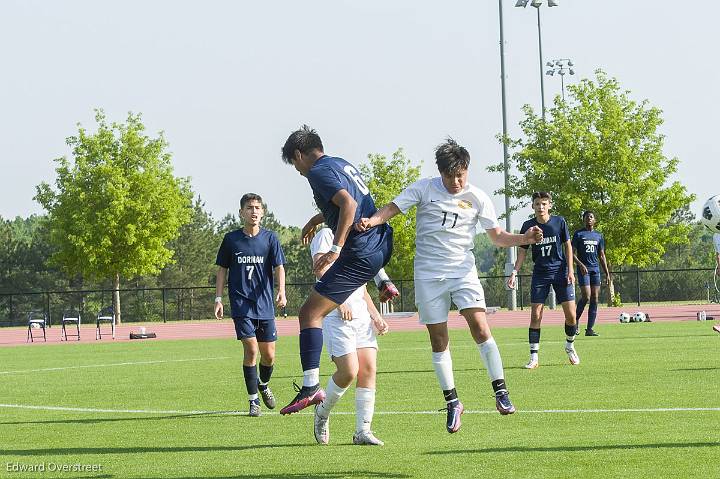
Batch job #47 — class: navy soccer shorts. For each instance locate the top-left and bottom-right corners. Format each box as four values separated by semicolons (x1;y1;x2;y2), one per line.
233;317;277;342
576;268;601;287
314;232;393;305
530;270;576;304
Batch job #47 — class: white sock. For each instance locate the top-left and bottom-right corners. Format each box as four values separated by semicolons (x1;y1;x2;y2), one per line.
355;387;376;433
373;268;390;287
530;343;539;361
316;376;347;419
248;393;258;401
478;337;505;382
431;349;455;391
566;339;575;350
303;368;320;388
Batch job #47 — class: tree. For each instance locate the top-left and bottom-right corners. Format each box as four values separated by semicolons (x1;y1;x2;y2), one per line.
489;70;695;304
35;110;192;323
360;148;422;281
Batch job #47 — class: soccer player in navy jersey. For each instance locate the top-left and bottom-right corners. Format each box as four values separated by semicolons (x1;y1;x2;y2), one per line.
507;191;580;369
279;125;393;415
572;210;611;336
214;193;287;417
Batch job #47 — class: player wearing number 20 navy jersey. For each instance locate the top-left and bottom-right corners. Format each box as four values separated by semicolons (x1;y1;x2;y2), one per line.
509;191;579;370
572;210;611;337
280;126;393;416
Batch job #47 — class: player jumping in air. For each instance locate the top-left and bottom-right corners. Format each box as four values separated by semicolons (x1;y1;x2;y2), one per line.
357;138;542;433
572;210;611;336
214;193;287;417
279;126;393;415
310;227;389;446
507;191;579;369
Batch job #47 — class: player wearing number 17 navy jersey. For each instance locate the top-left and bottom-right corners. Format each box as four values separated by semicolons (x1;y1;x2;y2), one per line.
279;126;393;415
507;191;579;369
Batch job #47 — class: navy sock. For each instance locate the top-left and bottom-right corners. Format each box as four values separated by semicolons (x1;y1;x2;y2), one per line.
299;327;323;371
588;301;598;330
564;323;577;338
491;379;507;394
258;363;273;389
575;298;588;329
443;388;458;403
243;365;259;395
528;328;541;353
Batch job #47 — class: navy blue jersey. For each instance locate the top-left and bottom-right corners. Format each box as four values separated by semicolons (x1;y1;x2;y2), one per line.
215;228;285;320
520;215;570;274
572;228;605;270
306;155;390;258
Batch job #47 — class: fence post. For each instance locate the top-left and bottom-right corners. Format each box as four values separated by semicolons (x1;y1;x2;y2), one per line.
45;292;51;327
162;288;167;323
400;280;405;312
636;267;641;307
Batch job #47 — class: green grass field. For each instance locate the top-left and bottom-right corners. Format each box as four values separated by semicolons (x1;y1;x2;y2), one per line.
1;321;719;479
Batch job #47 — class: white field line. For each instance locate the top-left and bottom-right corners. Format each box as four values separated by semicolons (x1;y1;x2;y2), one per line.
0;356;231;375
0;403;718;416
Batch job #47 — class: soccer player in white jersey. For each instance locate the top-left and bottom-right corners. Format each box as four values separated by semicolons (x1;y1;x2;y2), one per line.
357;138;542;433
310;227;390;446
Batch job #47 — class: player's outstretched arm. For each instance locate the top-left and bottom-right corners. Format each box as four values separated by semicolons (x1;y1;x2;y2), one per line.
214;267;228;319
486;225;543;248
301;213;324;245
507;248;527;290
274;265;287;308
356;202;401;232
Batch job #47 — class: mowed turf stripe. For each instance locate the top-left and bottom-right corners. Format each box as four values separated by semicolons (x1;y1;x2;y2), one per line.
0;356;231;375
1;403;719;416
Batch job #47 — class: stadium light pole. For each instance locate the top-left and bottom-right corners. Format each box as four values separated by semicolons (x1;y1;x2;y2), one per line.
515;0;558;120
498;0;517;310
546;58;575;101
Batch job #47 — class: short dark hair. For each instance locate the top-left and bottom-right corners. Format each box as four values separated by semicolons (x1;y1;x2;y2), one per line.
240;193;263;209
531;191;552;202
582;210;595;220
435;137;470;175
281;125;324;164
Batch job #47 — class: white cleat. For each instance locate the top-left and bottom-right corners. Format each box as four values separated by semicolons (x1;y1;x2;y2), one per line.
313;405;330;445
566;347;580;365
353;430;384;446
524;358;539;369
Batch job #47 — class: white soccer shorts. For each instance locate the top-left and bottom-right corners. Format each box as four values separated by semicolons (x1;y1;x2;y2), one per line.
322;314;378;358
415;271;487;325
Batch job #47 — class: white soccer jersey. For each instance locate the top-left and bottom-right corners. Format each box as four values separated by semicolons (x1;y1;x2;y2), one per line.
392;177;500;280
310;228;369;319
714;233;720;254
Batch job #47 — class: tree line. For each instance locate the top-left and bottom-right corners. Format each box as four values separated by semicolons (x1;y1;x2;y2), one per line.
1;71;718;324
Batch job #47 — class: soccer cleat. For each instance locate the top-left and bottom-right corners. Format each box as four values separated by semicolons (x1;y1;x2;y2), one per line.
566;346;580;365
378;280;400;303
524;358;539;369
353;430;384;446
259;385;276;409
495;391;516;415
313;405;329;445
248;400;261;417
439;400;464;433
585;329;599;337
280;381;326;415
713;324;720;334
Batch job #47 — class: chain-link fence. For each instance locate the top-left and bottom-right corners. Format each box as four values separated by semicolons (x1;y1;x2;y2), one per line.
0;268;716;327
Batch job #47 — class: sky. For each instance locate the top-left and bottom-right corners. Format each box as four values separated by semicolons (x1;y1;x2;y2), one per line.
1;0;718;229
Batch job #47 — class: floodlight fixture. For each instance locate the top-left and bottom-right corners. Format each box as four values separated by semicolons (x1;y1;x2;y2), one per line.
531;0;543;7
515;0;530;7
547;0;559;6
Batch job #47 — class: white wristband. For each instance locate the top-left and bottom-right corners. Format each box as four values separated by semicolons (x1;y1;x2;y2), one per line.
214;296;223;304
329;244;342;254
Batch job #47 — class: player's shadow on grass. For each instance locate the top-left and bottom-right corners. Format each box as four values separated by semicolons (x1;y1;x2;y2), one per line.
670;367;720;371
424;441;720;455
1;443;309;456
376;367;478;376
136;473;409;479
0;412;254;426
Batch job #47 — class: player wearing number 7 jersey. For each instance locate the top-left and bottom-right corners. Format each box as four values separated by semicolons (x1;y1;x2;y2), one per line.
506;191;579;369
357;138;543;433
279;125;393;415
214;193;287;417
